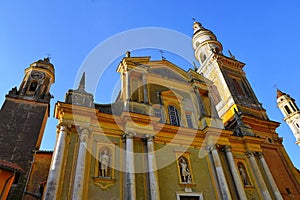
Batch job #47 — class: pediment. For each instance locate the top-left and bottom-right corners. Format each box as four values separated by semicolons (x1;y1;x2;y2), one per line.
148;61;190;83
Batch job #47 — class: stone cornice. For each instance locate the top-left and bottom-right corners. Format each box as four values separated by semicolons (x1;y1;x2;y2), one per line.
213;54;245;70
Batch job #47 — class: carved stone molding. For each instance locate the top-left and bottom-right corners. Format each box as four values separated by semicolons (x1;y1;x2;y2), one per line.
92;177;116;190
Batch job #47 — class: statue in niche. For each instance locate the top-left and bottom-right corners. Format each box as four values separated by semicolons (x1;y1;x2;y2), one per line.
99;149;110;177
238;162;250;186
179;157;192;183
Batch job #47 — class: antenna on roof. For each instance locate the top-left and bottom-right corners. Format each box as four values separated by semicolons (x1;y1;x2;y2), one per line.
228;50;236;60
159;50;166;60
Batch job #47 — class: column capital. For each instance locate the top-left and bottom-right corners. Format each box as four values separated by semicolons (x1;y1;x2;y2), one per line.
224;145;232;152
245;151;254;158
78;128;90;143
256;152;264;159
206;144;218;152
57;124;68;131
145;135;155;142
123;132;136;139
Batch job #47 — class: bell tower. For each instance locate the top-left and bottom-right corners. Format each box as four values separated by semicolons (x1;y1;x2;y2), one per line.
0;58;55;199
277;89;300;146
192;21;268;132
18;57;55;102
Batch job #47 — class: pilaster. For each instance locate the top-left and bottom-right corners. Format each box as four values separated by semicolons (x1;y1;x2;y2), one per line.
246;151;271;200
72;128;90;200
44;125;68;200
224;146;247;200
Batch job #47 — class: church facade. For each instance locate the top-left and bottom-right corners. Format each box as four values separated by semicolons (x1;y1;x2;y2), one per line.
1;22;300;200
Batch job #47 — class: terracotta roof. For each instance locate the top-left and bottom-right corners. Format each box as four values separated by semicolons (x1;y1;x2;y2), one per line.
0;160;25;173
276;89;286;98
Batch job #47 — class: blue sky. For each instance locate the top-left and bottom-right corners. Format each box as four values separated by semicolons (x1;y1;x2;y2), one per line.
1;1;300;168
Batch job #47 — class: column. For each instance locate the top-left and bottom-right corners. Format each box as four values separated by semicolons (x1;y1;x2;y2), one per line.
246;151;272;200
257;152;283;200
224;146;247;200
125;133;136;200
72;128;90;200
142;73;149;104
146;137;160;200
44;125;67;200
210;146;232;200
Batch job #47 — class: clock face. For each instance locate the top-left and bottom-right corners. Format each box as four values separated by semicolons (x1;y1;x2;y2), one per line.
31;71;44;79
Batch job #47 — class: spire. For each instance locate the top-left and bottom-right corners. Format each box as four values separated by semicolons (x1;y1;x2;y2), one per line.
78;72;86;90
276;88;285;98
65;72;94;107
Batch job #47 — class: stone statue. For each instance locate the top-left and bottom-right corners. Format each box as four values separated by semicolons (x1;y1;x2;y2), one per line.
179;157;191;183
238;163;250;185
99;150;110;177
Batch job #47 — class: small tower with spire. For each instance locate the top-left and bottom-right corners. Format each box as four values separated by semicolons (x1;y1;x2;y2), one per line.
65;72;94;107
277;89;300;146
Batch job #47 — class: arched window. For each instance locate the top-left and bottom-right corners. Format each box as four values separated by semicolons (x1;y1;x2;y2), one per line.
284;105;291;115
289;102;297;112
29;81;38;92
200;53;207;63
168;105;180;126
214;47;220;54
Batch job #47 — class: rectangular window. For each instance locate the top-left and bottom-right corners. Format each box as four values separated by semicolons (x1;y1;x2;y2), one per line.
186;114;193;128
168;105;180;126
180;196;200;200
131;79;139;101
176;193;203;200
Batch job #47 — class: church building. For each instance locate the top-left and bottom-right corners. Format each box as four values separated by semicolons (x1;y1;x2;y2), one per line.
0;22;300;200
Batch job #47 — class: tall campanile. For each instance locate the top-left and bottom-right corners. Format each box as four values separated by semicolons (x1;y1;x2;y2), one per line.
192;21;268;130
0;58;55;199
192;22;300;199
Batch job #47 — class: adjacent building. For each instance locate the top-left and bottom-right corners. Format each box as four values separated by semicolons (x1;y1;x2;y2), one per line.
277;89;300;146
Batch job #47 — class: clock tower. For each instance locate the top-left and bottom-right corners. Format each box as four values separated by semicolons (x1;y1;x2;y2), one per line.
0;58;55;199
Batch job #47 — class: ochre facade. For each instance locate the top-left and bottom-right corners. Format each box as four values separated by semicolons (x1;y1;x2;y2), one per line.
0;22;300;200
45;21;300;199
